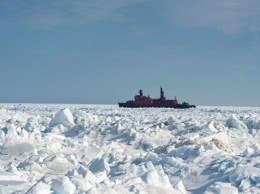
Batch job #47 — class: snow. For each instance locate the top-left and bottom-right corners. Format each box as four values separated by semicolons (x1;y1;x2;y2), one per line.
0;104;260;193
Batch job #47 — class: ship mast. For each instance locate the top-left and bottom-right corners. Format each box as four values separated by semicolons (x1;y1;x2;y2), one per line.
139;89;143;97
160;87;165;99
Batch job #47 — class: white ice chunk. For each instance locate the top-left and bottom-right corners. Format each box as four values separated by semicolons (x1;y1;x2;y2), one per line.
156;165;172;188
229;166;260;186
174;180;187;194
143;167;161;186
253;116;260;129
71;167;98;191
77;166;87;176
66;169;79;177
115;123;124;134
126;128;137;140
0;171;23;181
20;129;29;139
204;182;238;194
66;154;79;165
52;176;76;194
49;108;75;128
147;161;155;171
0;129;5;139
142;161;172;188
226;114;247;130
239;178;251;192
202;121;218;133
27;181;51;194
89;157;110;174
1;142;34;155
167;116;175;126
146;152;159;165
6;124;18;139
242;147;254;156
78;167;98;184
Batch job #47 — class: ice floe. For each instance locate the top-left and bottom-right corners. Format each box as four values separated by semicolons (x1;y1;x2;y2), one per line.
0;104;260;193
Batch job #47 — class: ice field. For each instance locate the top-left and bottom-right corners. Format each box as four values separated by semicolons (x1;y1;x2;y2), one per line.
0;104;260;194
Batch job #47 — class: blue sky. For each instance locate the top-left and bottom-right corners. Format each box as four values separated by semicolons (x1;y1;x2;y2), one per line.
1;0;260;106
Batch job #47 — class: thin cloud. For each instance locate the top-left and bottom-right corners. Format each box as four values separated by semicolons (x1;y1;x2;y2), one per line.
167;0;260;34
0;0;146;29
1;0;260;33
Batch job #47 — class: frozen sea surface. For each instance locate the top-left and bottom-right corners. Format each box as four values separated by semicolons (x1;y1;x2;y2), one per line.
0;104;260;194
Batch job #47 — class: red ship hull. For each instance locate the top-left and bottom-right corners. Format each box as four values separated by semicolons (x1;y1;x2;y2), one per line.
118;88;196;109
118;102;196;109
